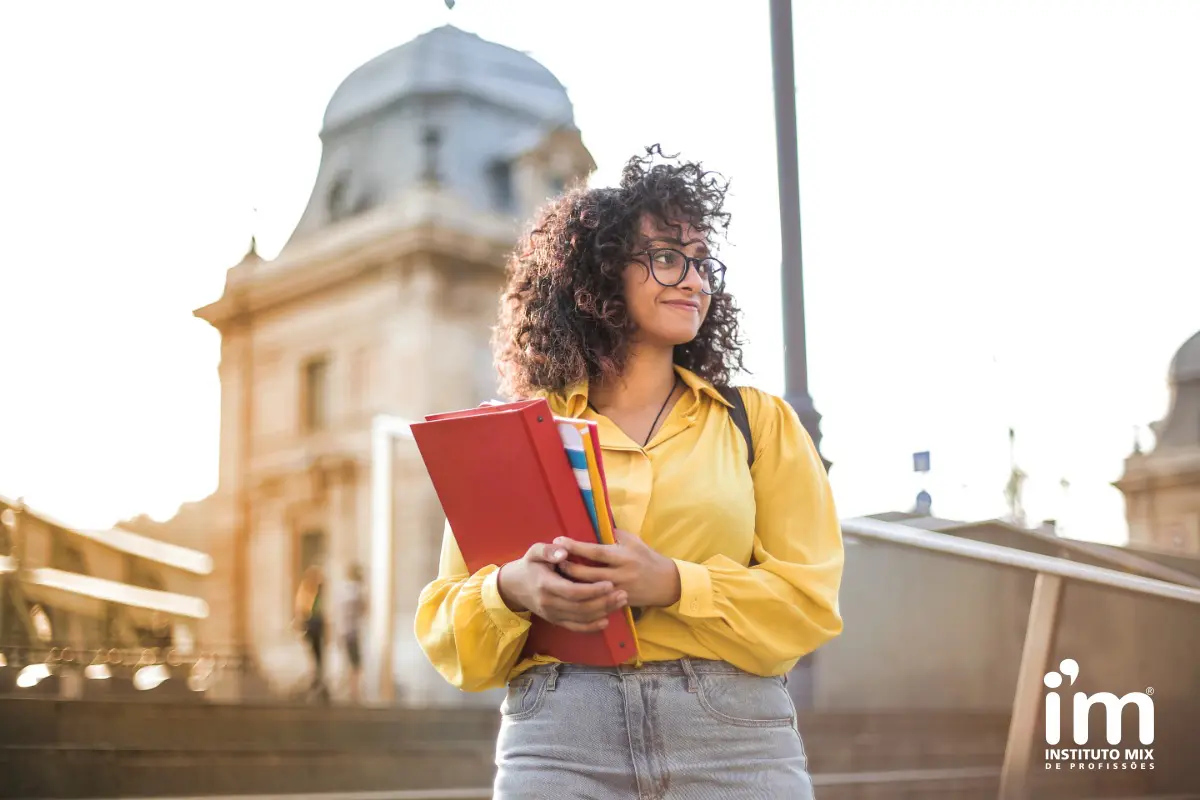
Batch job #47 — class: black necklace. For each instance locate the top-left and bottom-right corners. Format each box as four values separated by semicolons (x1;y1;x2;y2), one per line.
588;376;680;447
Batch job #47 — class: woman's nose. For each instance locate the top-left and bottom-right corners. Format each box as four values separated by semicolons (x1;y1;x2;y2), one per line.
678;260;705;292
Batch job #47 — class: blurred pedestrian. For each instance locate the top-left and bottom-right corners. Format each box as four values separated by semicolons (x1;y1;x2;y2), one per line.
340;563;367;704
294;565;328;702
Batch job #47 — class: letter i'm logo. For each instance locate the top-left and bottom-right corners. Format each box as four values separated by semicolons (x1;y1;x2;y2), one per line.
1044;658;1080;745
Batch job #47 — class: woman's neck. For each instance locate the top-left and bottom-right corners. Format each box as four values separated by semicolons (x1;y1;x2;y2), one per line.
589;344;677;412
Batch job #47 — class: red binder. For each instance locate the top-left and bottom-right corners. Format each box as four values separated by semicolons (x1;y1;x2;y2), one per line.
410;398;639;666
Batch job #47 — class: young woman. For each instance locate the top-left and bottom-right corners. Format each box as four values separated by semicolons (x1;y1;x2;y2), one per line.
416;147;844;799
294;565;328;702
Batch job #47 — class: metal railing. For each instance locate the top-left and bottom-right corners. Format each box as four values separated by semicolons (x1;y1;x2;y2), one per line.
1;498;219;694
839;516;1200;800
0;498;211;617
0;494;213;576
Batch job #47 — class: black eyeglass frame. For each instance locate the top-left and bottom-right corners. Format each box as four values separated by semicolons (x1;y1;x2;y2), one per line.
634;248;728;295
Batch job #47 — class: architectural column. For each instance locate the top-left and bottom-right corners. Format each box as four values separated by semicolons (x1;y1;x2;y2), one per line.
234;313;255;677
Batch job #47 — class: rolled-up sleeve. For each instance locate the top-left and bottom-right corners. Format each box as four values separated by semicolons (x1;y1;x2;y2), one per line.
414;521;532;691
663;390;844;676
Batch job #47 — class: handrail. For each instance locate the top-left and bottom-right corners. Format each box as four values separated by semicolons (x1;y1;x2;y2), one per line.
0;494;213;576
23;567;209;619
928;517;1200;589
841;517;1200;606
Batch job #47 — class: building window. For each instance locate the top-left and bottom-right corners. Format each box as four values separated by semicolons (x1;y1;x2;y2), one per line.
296;529;326;588
50;531;87;574
326;172;352;222
420;127;442;185
489;161;514;212
301;356;330;432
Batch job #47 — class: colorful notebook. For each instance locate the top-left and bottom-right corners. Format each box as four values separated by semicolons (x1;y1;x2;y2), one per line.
556;421;602;543
555;417;642;656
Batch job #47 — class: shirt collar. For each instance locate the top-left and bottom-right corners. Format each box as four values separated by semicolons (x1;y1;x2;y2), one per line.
556;364;733;416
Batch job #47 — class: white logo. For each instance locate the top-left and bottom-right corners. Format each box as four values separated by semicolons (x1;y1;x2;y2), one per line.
1042;659;1155;772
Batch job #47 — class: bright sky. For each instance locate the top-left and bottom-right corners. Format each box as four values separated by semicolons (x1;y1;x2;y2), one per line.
2;1;1198;546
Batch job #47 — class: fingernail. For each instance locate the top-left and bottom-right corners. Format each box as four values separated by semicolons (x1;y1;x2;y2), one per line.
598;619;608;629
554;549;565;559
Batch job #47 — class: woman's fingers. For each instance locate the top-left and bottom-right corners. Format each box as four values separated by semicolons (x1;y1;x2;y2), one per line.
541;588;627;624
550;596;624;629
553;536;623;565
525;542;568;565
557;560;616;584
544;592;626;622
540;569;613;601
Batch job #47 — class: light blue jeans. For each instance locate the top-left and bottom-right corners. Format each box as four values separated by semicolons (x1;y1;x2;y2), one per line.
494;658;815;799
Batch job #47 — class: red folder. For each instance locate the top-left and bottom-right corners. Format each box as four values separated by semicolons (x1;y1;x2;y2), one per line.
410;398;638;666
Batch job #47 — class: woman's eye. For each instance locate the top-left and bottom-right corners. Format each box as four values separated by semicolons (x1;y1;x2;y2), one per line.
653;251;680;266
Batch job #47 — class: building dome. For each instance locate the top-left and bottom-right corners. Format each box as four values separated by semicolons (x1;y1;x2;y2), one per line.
280;25;591;254
322;25;574;132
1169;329;1200;384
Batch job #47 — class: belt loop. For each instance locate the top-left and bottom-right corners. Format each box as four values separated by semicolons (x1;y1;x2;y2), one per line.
545;663;560;691
680;658;698;693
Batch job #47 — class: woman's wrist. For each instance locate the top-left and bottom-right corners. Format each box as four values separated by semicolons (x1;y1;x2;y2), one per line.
497;562;529;613
652;555;682;608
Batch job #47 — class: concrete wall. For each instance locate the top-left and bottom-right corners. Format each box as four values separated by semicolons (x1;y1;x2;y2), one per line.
814;531;1200;783
816;538;1030;712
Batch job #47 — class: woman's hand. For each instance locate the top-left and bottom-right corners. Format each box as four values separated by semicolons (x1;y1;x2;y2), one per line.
554;529;682;609
497;543;629;632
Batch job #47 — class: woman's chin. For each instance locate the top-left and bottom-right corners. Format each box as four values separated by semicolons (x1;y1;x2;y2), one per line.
650;327;702;347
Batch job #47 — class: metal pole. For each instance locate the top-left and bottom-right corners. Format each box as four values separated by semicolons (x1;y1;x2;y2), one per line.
769;0;828;469
0;501;18;653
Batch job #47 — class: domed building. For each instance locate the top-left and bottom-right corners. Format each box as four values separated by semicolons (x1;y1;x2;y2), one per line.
283;25;589;252
164;26;594;703
1116;329;1200;554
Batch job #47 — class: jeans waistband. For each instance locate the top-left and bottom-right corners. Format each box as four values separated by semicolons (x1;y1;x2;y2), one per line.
525;658;754;677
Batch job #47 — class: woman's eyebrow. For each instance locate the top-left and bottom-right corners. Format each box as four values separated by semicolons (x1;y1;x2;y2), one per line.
647;236;710;254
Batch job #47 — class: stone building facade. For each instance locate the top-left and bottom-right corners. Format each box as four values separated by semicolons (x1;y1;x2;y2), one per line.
1116;328;1200;554
149;26;594;701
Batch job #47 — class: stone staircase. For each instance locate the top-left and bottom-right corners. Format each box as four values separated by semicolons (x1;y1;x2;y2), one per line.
0;697;497;798
0;697;1172;799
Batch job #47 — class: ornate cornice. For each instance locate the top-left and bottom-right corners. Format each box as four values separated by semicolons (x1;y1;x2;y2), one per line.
195;186;516;331
1115;448;1200;493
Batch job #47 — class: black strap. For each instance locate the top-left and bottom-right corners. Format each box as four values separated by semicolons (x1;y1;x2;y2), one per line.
716;385;754;470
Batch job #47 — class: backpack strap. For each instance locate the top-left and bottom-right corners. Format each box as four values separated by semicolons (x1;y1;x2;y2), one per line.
716;385;754;470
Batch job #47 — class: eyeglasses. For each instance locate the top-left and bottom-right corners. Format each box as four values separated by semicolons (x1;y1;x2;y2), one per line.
638;248;727;295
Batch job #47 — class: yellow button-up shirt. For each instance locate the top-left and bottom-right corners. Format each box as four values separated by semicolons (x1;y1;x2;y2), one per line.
414;366;844;691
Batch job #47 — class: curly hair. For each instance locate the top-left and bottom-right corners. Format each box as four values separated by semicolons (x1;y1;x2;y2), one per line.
492;145;746;399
